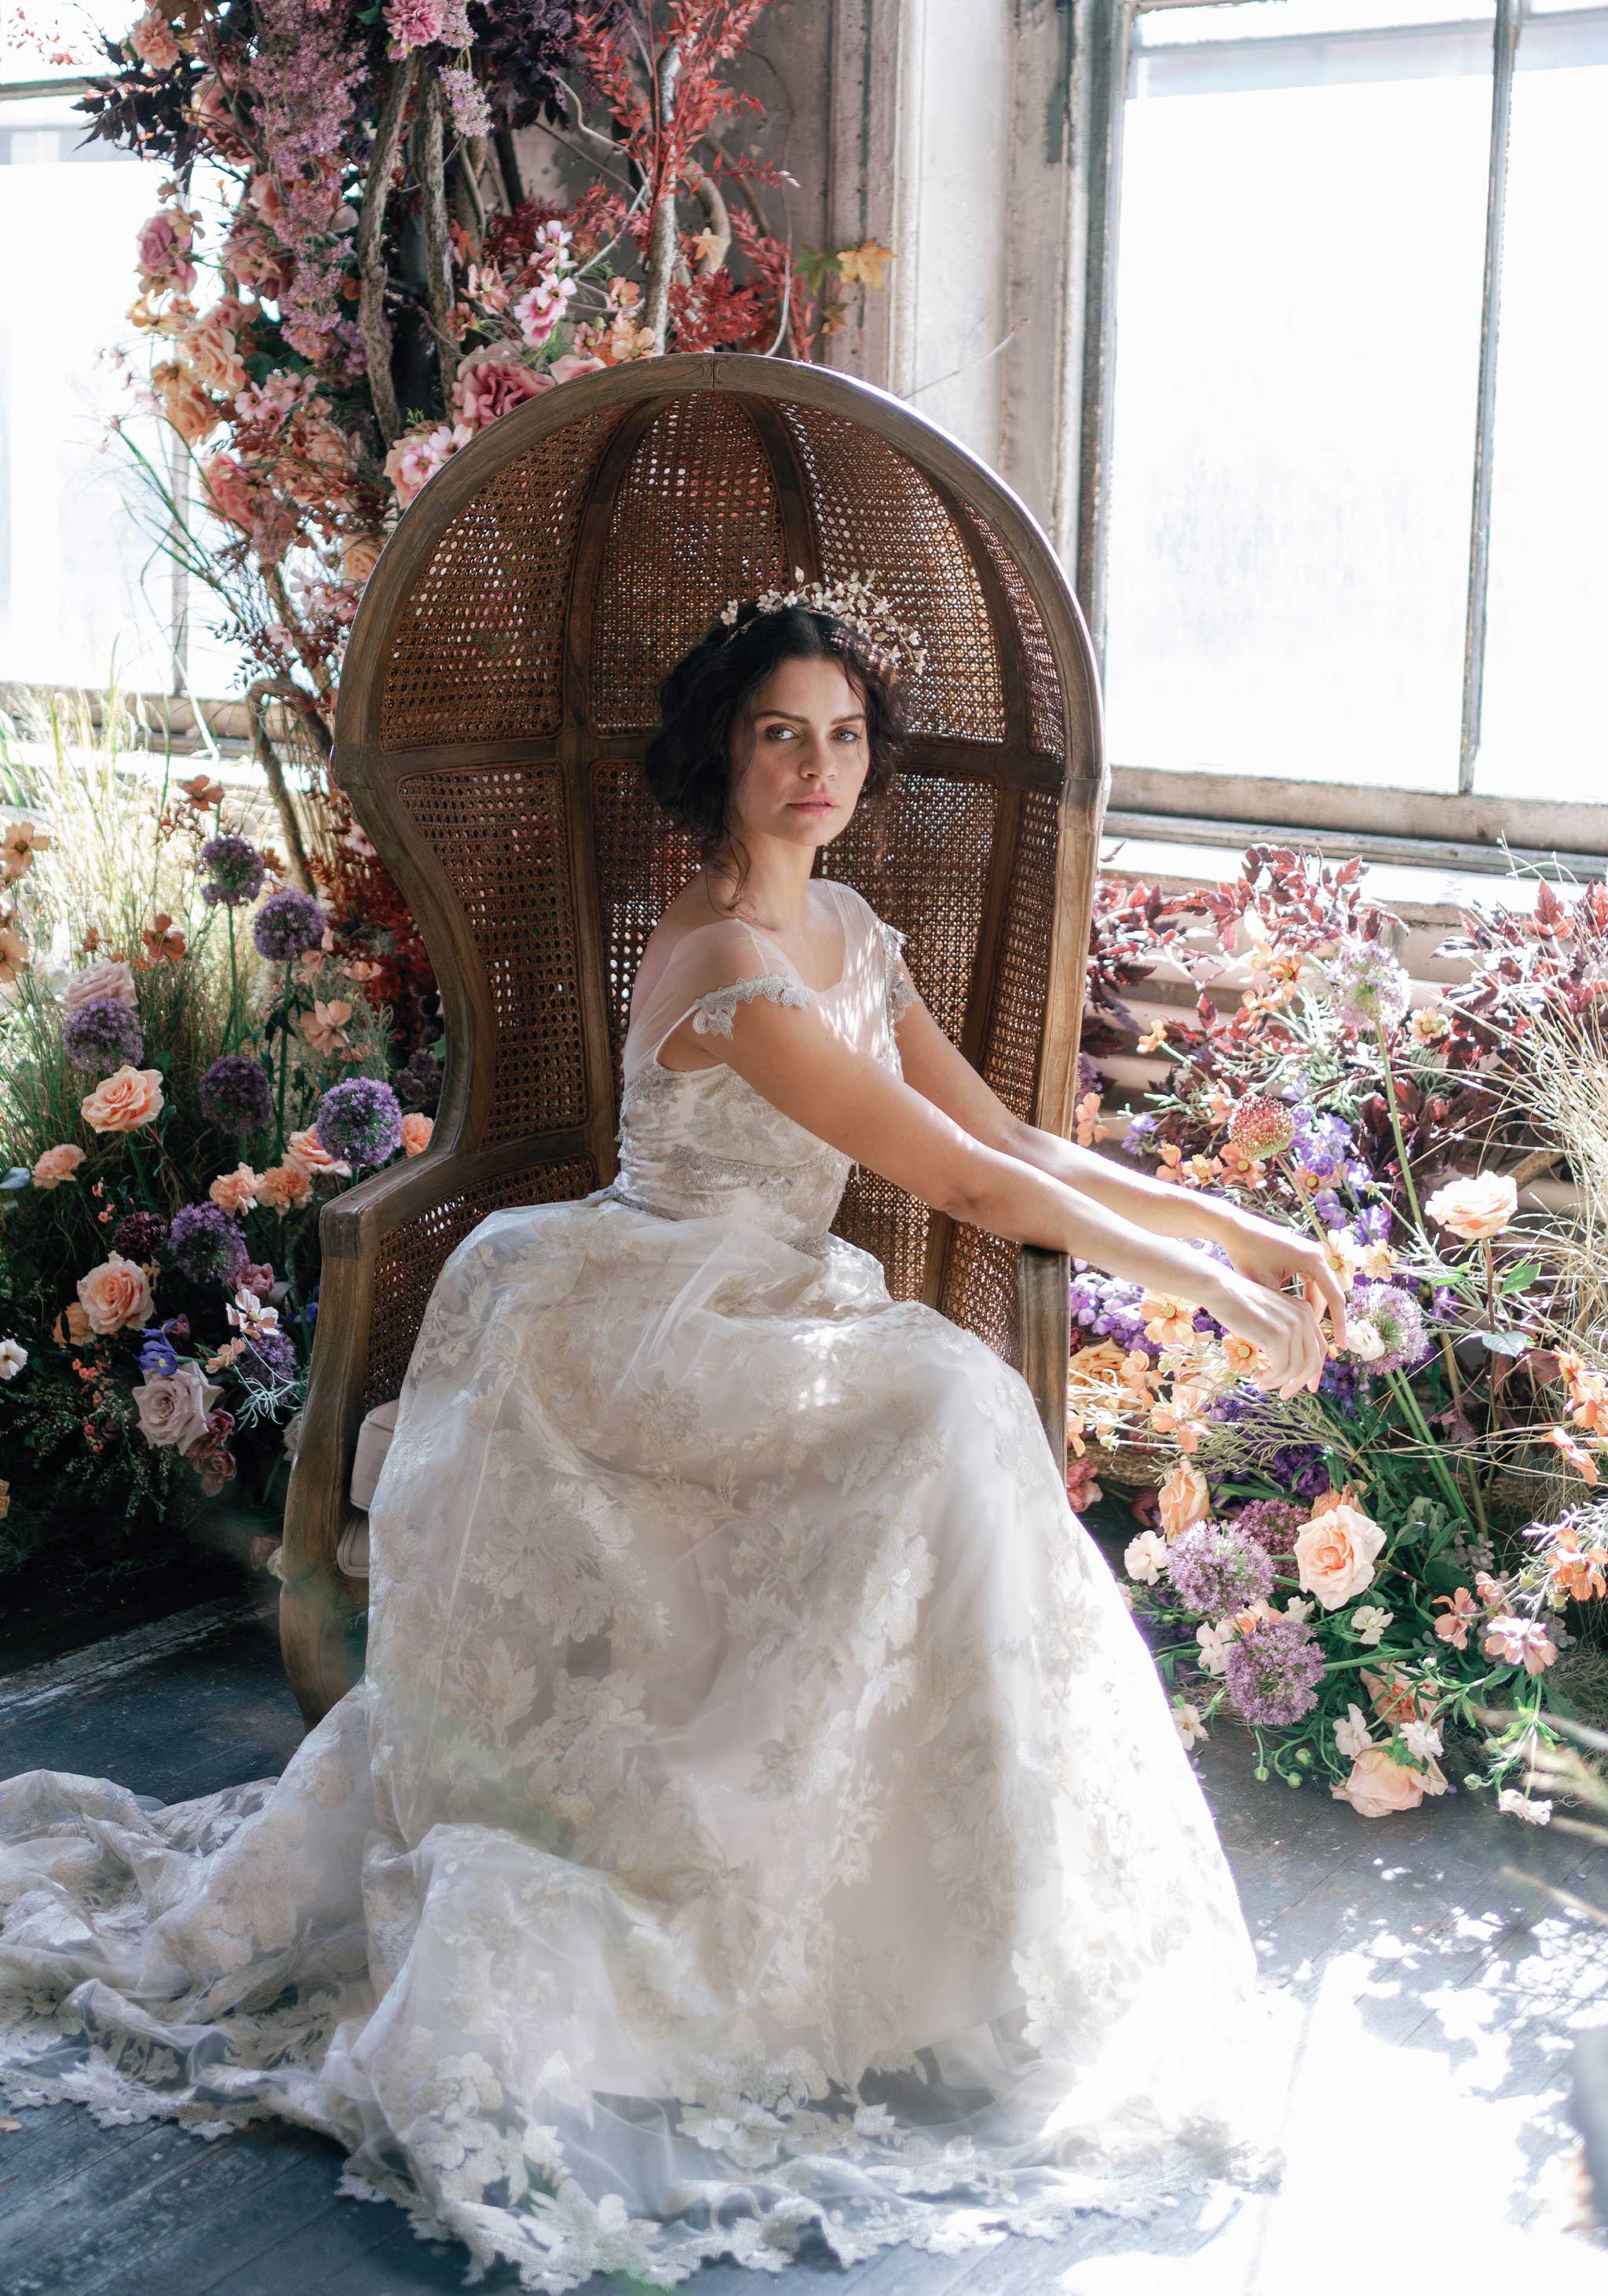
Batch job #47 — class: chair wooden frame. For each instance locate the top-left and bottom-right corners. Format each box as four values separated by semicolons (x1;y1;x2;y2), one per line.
278;353;1108;1728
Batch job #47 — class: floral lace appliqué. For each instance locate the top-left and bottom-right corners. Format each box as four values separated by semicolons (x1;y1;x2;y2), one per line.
688;972;814;1039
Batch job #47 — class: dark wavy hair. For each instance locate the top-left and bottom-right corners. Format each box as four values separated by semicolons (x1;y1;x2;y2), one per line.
642;602;908;904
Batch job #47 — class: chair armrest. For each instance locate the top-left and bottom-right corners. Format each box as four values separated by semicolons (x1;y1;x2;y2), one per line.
1017;1242;1070;1484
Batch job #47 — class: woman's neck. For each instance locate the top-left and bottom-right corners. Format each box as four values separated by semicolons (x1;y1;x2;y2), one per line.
698;852;819;932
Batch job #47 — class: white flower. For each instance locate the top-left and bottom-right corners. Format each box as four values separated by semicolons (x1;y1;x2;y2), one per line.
0;1337;27;1379
1345;1318;1386;1363
1194;1621;1230;1677
1334;1702;1375;1759
1497;1787;1552;1824
1172;1700;1208;1750
1401;1717;1442;1761
1351;1604;1394;1646
1123;1528;1170;1585
1284;1597;1314;1623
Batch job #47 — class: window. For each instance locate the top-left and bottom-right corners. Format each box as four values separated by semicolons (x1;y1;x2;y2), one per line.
1087;1;1608;850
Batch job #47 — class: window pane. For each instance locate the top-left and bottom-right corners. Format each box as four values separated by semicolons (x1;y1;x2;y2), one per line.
1475;16;1608;799
1137;2;1486;47
1104;5;1493;791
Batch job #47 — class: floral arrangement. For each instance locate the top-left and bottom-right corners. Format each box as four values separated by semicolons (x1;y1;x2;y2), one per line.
1066;845;1608;1817
0;700;441;1601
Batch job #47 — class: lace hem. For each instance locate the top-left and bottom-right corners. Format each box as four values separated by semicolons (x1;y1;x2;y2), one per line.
879;919;918;1024
688;973;814;1039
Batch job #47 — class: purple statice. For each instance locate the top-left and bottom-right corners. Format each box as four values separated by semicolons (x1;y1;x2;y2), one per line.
1222;1615;1326;1727
1317;1350;1361;1408
1328;938;1410;1035
1069;1266;1152;1351
61;995;143;1075
1232;1497;1306;1557
1209;1391;1334;1502
111;1209;169;1264
252;887;329;962
1351;1281;1431;1375
199;1053;275;1136
313;1076;403;1168
170;1201;250;1287
199;834;267;908
1164;1524;1277;1619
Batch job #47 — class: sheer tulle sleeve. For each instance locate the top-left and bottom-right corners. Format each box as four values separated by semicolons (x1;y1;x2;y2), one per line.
688;973;814;1039
878;918;919;1025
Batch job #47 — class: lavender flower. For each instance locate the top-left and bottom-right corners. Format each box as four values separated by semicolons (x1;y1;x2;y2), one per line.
199;834;267;908
111;1209;169;1264
170;1202;250;1287
1289;1108;1358;1181
1069;1268;1153;1352
1232;1498;1306;1557
313;1076;403;1168
199;1053;275;1136
252;887;329;962
1165;1524;1277;1619
1328;938;1410;1035
1222;1615;1325;1727
61;995;144;1075
1350;1281;1431;1376
1121;1111;1160;1159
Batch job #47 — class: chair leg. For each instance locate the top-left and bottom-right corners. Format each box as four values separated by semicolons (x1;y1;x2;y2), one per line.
1018;1243;1070;1483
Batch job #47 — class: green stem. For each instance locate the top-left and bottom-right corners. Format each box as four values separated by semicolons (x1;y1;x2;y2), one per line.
1386;1364;1479;1533
275;961;291;1160
226;908;240;1050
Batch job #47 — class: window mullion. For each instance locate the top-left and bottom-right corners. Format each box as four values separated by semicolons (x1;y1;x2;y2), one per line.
1459;0;1521;794
1075;0;1135;686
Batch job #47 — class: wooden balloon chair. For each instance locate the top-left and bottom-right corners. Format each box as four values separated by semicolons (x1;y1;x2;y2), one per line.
279;352;1108;1728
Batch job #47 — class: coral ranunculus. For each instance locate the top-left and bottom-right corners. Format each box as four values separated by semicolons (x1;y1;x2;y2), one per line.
400;1111;433;1155
1422;1170;1518;1242
81;1064;165;1133
1292;1502;1386;1610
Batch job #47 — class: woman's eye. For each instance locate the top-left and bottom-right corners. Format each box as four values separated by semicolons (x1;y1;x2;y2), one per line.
764;725;796;740
835;727;863;743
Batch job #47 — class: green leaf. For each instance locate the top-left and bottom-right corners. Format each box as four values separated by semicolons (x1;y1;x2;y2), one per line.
1499;1258;1541;1294
1470;1329;1530;1356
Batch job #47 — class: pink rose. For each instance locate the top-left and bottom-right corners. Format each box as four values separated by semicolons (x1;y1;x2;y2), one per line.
77;1251;155;1336
255;1163;313;1212
198;451;258;535
135;209;195;294
1330;1747;1430;1818
209;1163;260;1214
247;173;287;233
133;1360;224;1451
128;6;181;71
225;219;295;304
1293;1502;1386;1611
1158;1460;1211;1542
400;1111;433;1155
81;1064;165;1133
1423;1170;1518;1243
192;69;254;163
32;1143;86;1188
63;957;137;1013
449;349;553;433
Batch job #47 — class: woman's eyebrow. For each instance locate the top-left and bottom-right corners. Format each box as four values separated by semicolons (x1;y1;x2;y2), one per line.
753;707;867;725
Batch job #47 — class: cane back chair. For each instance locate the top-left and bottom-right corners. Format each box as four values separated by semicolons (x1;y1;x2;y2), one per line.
279;352;1108;1728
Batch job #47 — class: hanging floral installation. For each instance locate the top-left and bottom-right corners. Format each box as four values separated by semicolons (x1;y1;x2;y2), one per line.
1067;849;1608;1815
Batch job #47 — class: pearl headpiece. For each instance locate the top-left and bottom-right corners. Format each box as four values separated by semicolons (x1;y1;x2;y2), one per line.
718;568;928;682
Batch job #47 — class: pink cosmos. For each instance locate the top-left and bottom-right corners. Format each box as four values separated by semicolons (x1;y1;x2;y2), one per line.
1482;1615;1559;1675
383;421;471;509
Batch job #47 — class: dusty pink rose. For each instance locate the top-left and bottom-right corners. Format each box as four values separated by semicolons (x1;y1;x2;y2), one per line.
128;6;181;70
77;1251;155;1336
383;421;470;509
1157;1460;1211;1542
284;1127;353;1179
135;209;195;295
1331;1747;1433;1818
224;218;295;303
63;956;137;1013
400;1112;433;1156
548;351;608;385
32;1143;86;1188
209;1163;260;1214
1293;1502;1386;1611
255;1163;313;1211
181;301;250;398
450;349;554;434
1423;1170;1518;1243
132;1360;224;1451
81;1064;165;1133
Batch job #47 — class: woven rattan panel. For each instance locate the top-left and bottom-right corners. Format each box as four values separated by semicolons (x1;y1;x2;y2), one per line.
590;395;793;734
773;400;1006;746
956;502;1065;763
939;1222;1021;1370
399;764;587;1146
592;757;705;1098
978;783;1059;1123
380;410;619;750
364;1155;598;1408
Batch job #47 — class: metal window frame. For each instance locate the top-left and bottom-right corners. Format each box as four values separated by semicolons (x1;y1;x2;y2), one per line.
1080;0;1608;867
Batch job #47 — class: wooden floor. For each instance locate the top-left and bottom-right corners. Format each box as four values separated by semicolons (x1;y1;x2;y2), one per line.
2;1569;1606;2296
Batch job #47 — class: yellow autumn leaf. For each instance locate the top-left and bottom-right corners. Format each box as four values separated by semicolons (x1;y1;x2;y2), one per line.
836;238;894;291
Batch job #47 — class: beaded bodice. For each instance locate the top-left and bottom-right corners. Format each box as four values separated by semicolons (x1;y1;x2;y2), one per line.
607;882;915;1256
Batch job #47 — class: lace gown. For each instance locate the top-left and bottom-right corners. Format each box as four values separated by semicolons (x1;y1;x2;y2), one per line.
0;880;1293;2289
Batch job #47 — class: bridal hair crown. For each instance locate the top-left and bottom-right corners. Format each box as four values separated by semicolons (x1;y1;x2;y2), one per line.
718;568;928;682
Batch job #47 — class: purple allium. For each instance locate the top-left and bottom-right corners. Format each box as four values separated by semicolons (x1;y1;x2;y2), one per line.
199;834;267;908
313;1075;403;1168
199;1052;275;1135
61;995;144;1075
236;1323;298;1389
111;1209;169;1264
1328;937;1410;1035
170;1201;250;1287
1222;1615;1326;1728
1165;1523;1277;1619
1232;1497;1306;1557
252;887;329;962
1351;1281;1431;1376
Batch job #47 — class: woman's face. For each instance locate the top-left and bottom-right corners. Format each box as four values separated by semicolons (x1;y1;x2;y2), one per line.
728;653;871;851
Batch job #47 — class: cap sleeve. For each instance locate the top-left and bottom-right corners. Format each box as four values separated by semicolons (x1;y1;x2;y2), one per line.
687;973;813;1039
878;918;918;1024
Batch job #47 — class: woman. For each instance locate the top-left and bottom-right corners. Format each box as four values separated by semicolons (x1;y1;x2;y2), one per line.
0;582;1341;2288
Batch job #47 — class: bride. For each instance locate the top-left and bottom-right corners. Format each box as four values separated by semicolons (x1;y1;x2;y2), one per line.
0;579;1346;2289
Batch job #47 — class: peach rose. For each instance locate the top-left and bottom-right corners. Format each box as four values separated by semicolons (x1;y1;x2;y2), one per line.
209;1163;261;1214
255;1163;313;1212
1423;1170;1518;1243
1331;1747;1430;1818
63;957;137;1013
81;1064;164;1133
284;1126;353;1179
152;357;219;444
181;301;249;398
128;6;181;71
339;532;385;586
32;1143;86;1188
1158;1460;1211;1542
132;1360;224;1451
53;1301;91;1345
400;1112;433;1155
450;348;554;433
77;1251;155;1336
1359;1663;1434;1728
1293;1502;1386;1610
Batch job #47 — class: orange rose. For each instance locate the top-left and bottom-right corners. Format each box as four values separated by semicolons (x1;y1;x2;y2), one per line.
81;1064;164;1133
209;1163;261;1214
1422;1170;1518;1242
77;1251;155;1336
400;1112;433;1155
1293;1502;1385;1610
1158;1460;1211;1542
254;1163;313;1212
1331;1747;1431;1817
31;1143;86;1188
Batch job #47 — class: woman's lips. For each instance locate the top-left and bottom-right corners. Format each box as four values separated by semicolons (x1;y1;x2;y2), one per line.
790;798;835;811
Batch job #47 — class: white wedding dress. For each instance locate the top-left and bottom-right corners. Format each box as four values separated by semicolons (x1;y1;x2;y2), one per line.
0;879;1292;2288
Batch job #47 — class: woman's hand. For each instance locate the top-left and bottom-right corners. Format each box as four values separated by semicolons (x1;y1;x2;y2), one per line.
1201;1265;1331;1399
1209;1206;1348;1350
